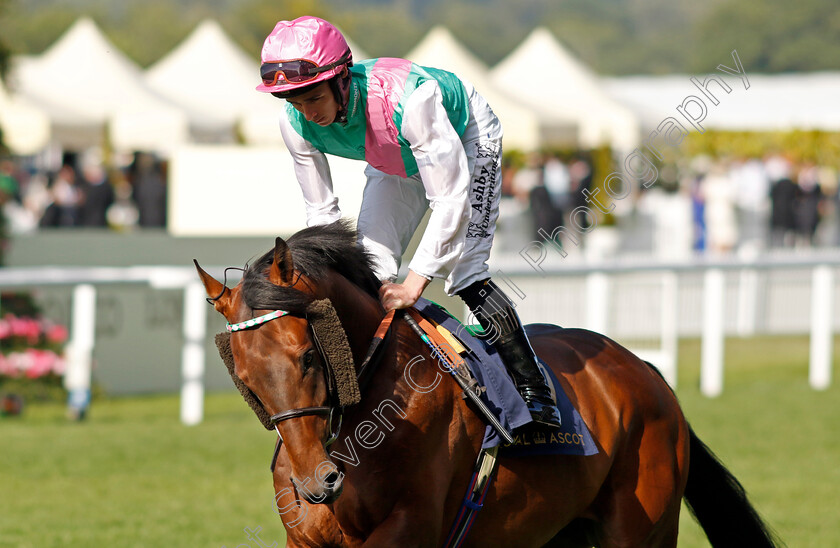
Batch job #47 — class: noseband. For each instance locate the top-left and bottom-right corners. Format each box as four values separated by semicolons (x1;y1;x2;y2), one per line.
227;309;344;446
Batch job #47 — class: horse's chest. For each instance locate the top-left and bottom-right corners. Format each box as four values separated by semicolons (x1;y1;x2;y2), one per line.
286;512;350;548
285;501;374;548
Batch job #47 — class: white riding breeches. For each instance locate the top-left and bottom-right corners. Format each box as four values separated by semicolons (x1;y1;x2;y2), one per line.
357;132;503;296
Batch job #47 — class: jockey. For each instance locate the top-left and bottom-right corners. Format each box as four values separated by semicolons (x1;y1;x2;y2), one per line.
257;16;561;429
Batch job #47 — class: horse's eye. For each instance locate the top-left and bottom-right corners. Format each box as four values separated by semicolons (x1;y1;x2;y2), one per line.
301;349;315;373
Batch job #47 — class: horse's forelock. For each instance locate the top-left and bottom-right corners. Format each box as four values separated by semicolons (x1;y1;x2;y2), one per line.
240;253;314;315
239;221;380;313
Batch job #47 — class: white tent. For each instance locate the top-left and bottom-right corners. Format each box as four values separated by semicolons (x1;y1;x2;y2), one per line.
603;72;840;132
10;17;187;153
145;19;286;144
405;26;541;151
0;75;50;155
490;28;639;151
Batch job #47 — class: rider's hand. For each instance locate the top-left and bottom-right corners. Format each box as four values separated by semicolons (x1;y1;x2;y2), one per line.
379;270;431;311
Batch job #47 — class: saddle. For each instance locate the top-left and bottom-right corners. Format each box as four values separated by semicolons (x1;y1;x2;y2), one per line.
411;299;597;455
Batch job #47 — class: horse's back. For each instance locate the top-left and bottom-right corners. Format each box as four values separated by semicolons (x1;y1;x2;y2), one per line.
529;323;687;451
528;323;681;420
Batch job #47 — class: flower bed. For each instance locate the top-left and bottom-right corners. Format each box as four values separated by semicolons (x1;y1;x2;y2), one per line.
0;311;68;407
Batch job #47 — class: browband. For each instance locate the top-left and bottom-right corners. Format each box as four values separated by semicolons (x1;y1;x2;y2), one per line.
227;310;289;332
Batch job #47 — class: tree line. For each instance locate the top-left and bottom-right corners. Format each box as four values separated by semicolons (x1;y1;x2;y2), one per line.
0;0;838;77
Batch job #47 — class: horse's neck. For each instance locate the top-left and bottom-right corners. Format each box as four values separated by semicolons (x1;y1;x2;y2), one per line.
322;272;384;367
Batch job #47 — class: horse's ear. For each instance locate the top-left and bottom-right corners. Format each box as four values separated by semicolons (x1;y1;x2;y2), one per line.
269;237;295;285
193;259;232;315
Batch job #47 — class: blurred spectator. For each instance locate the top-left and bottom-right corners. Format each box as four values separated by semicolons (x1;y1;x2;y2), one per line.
0;159;37;234
0;160;19;199
832;166;840;247
531;154;566;234
21;171;51;227
769;178;799;248
764;154;791;185
105;173;139;230
79;153;115;227
768;155;799;248
690;179;706;252
688;155;711;252
0;160;19;262
512;152;548;233
511;152;542;201
130;153;166;227
639;160;693;260
700;161;738;255
731;157;770;249
568;156;593;229
39;164;83;227
542;153;571;219
500;155;518;198
794;164;824;247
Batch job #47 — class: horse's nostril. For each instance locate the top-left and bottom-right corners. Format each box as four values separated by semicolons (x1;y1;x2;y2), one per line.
324;471;341;487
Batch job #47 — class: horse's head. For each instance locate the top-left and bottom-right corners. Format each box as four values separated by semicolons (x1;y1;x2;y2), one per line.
195;236;344;504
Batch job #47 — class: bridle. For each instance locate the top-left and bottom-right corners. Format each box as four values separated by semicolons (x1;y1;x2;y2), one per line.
227;308;344;447
227;304;395;456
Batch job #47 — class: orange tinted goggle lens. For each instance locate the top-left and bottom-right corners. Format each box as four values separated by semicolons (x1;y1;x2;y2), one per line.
261;60;323;85
260;51;351;86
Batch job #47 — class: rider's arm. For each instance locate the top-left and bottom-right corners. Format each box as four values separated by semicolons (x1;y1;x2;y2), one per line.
278;109;341;226
400;80;471;280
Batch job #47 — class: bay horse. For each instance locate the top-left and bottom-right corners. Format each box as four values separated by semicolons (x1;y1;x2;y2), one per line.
195;221;780;548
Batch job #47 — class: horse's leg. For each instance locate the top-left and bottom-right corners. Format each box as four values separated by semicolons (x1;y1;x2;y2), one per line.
359;506;442;547
593;416;687;548
355;442;468;547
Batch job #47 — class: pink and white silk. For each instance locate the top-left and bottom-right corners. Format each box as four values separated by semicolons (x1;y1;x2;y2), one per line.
278;77;503;294
364;58;412;178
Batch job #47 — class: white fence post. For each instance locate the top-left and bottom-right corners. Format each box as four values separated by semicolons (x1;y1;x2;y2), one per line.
701;269;725;397
65;284;96;418
809;265;833;390
660;271;679;387
585;271;609;334
180;282;207;425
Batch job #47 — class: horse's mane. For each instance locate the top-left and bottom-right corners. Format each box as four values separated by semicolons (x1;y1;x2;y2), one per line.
240;220;381;315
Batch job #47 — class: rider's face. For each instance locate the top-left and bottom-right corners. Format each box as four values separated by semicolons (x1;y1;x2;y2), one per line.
286;82;339;126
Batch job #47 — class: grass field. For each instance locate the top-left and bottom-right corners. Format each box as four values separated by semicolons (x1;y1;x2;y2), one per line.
2;335;838;547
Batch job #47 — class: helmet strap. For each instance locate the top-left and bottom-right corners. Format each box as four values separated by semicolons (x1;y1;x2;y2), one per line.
331;67;352;125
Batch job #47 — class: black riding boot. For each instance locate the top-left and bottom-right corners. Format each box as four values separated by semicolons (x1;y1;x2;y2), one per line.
458;279;562;429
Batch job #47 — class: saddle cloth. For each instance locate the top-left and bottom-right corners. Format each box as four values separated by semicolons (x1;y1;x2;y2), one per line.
414;299;598;457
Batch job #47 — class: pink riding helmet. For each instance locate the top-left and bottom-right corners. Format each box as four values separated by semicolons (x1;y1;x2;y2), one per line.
256;16;352;94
